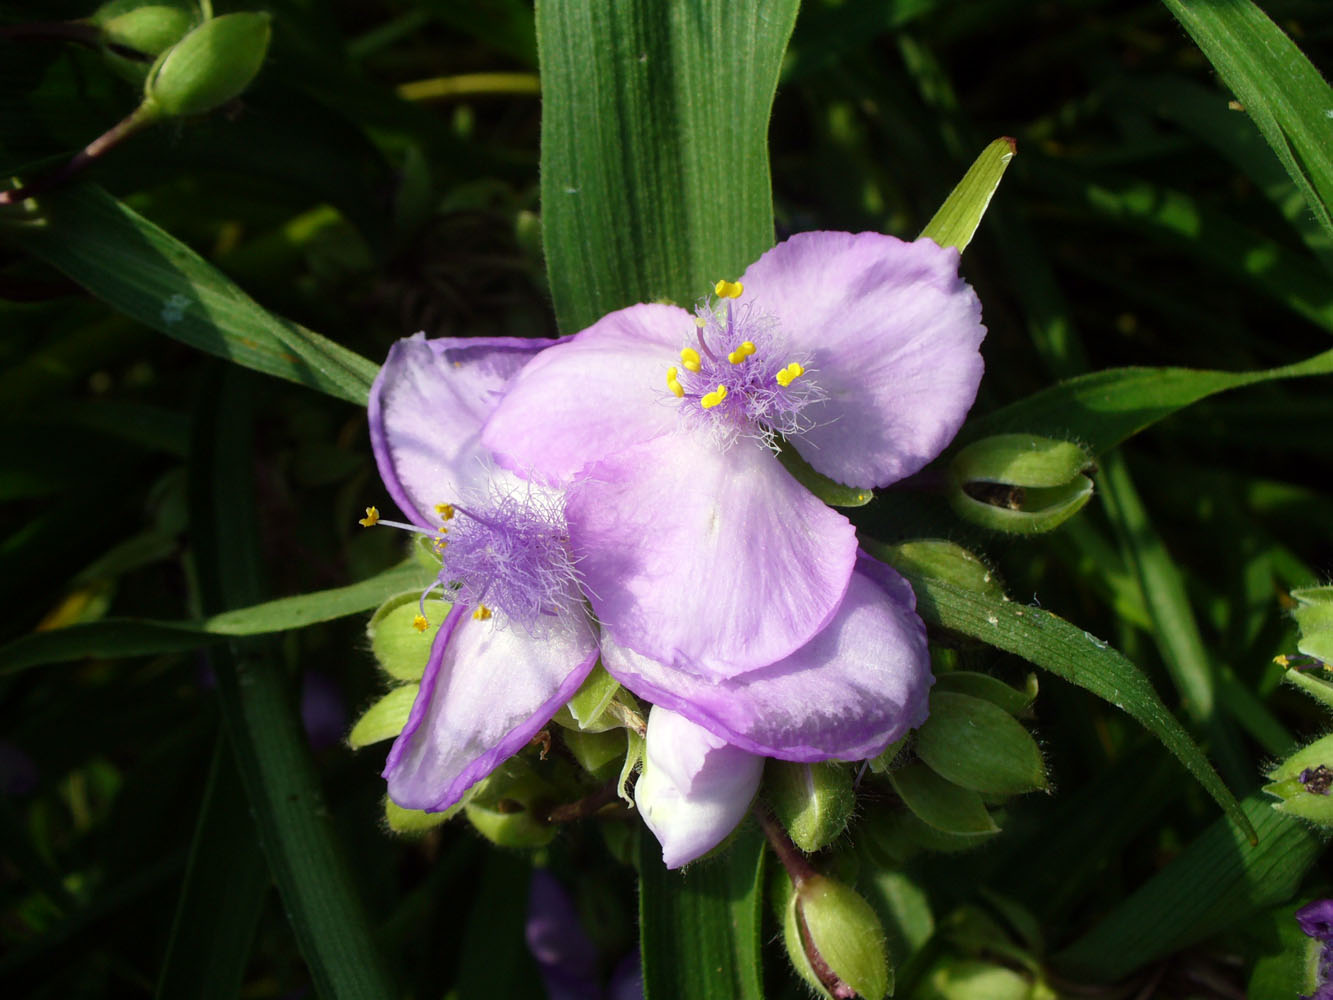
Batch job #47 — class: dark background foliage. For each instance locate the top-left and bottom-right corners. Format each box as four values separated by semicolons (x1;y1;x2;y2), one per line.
1;0;1330;997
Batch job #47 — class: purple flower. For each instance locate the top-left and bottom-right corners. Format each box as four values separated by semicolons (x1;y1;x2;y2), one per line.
1299;899;1333;1000
368;335;600;812
635;706;765;868
527;869;603;1000
483;232;984;681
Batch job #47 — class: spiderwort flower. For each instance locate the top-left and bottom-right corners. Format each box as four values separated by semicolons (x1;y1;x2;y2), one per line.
483;232;985;680
1298;899;1333;1000
366;334;599;812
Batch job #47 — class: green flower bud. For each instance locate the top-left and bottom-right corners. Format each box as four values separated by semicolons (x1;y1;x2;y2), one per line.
767;761;856;852
346;684;418;749
914;692;1048;797
383;795;456;836
1291;585;1333;665
1263;732;1333;827
143;12;272;119
889;762;1000;837
562;727;626;781
934;671;1037;717
91;1;199;57
783;875;892;1000
366;592;449;682
948;433;1093;534
870;539;1005;599
463;756;558;848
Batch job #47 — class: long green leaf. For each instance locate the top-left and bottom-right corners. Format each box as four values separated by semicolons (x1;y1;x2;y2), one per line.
156;738;269;1000
9;184;378;404
1053;795;1325;982
874;546;1253;841
639;825;766;1000
192;368;397;1000
0;561;432;675
1162;0;1333;239
537;0;799;333
960;346;1333;456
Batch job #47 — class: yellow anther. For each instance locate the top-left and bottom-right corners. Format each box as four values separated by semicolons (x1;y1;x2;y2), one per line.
714;279;744;299
435;503;455;520
666;366;685;398
680;347;702;373
700;385;728;409
727;341;756;364
776;362;805;387
358;506;380;527
472;605;493;621
412;614;429;632
1273;654;1291;668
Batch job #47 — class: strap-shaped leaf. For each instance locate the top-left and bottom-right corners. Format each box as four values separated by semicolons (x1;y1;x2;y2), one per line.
874;547;1254;841
0;561;434;675
1053;795;1324;982
10;184;378;404
1163;0;1333;240
918;136;1015;253
537;0;799;333
639;824;766;1000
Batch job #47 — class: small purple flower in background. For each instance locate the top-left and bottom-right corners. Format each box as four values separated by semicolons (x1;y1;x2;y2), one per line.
0;741;38;796
1298;899;1333;1000
366;335;599;812
526;869;644;1000
484;232;985;682
300;671;347;751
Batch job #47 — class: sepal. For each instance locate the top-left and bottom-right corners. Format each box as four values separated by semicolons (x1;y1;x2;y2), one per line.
767;761;856;852
1263;733;1333;827
947;434;1093;535
781;874;892;1000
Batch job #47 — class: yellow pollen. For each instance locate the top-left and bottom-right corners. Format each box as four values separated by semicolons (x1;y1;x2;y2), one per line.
435;503;455;520
776;362;805;387
727;341;756;364
358;506;380;527
700;385;728;409
666;366;684;398
714;279;743;299
473;605;493;621
680;347;702;372
1273;654;1290;667
412;614;429;632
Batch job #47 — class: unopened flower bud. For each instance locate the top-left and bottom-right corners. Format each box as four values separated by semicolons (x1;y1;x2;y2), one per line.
143;12;272;119
1264;733;1333;828
1291;586;1333;665
948;433;1093;534
767;761;855;852
635;707;763;868
783;875;891;1000
91;1;197;58
463;757;559;848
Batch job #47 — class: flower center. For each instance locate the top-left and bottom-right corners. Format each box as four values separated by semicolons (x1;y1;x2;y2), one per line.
664;279;822;448
358;485;580;632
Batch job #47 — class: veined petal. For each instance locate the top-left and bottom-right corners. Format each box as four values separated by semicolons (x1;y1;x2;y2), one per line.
740;231;985;488
383;603;598;811
369;334;554;527
482;303;689;485
567;430;858;678
604;558;932;762
635;707;764;869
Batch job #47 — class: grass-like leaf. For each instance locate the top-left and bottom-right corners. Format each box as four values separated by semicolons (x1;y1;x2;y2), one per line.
0;561;433;675
639;824;766;1000
1053;794;1324;982
10;184;378;404
1163;0;1333;240
537;0;799;333
874;546;1254;841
